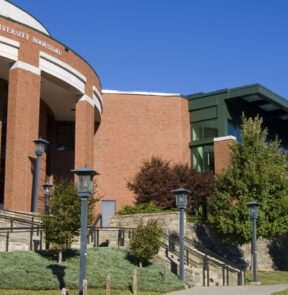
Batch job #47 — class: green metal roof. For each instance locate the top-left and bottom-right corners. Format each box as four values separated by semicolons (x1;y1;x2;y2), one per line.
187;83;288;125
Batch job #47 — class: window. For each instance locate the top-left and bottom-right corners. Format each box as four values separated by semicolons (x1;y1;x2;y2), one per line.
56;123;75;151
191;144;214;171
228;120;241;142
191;120;218;141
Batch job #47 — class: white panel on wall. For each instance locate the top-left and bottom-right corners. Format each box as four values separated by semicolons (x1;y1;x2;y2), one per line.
0;36;19;61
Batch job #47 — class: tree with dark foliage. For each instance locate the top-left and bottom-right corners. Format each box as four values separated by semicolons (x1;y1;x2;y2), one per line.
127;156;215;215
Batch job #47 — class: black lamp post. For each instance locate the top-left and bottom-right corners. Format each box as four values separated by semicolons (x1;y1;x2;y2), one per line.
72;165;98;295
42;182;53;215
172;188;191;281
32;138;49;212
247;201;261;284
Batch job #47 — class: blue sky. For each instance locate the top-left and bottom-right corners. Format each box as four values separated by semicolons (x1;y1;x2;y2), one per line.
8;0;288;97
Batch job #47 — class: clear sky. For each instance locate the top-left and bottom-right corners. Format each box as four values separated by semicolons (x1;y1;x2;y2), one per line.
7;0;288;97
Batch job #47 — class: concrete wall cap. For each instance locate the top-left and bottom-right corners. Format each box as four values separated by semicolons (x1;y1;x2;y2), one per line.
214;136;236;142
102;89;181;97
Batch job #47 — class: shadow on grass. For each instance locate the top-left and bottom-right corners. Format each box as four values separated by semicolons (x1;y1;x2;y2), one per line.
269;237;288;270
125;252;152;267
47;264;67;290
37;249;79;262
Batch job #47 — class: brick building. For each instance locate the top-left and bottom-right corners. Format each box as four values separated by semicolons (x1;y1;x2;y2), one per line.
1;1;288;225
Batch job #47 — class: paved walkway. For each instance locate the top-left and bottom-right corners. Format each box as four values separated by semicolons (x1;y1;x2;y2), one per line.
165;284;288;295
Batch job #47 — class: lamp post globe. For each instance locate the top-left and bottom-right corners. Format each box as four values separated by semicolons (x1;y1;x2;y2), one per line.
246;201;261;285
72;165;99;295
172;187;191;281
42;182;53;215
32;138;49;212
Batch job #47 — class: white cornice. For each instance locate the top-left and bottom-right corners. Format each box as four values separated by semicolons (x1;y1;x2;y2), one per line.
39;51;86;93
79;94;102;117
93;86;103;113
79;94;94;107
39;51;86;83
102;89;181;97
0;35;20;48
11;60;40;75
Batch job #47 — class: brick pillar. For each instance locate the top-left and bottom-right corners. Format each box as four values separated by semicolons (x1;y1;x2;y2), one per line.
214;136;236;174
4;63;41;211
0;79;7;205
75;98;95;169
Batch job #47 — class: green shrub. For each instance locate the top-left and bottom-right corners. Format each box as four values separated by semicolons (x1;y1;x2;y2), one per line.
130;220;162;267
117;202;167;215
41;179;98;263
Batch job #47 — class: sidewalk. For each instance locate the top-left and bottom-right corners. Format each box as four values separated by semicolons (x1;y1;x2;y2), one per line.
165;284;288;295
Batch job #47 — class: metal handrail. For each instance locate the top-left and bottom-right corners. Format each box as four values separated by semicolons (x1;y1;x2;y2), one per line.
161;233;245;286
183;236;246;270
162;233;244;273
1;209;40;218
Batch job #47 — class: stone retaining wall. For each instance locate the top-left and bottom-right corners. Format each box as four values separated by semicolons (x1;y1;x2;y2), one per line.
109;212;288;271
186;223;288;271
109;212;182;234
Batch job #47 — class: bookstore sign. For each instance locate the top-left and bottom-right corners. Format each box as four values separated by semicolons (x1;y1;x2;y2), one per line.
0;23;62;56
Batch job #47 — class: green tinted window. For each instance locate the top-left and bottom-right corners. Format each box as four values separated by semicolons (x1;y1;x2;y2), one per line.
191;144;214;171
191;120;218;141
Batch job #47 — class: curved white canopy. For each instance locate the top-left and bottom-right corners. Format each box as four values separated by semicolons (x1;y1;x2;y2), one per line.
0;0;50;36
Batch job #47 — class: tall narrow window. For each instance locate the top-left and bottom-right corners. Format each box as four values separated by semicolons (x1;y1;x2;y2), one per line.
56;123;75;151
191;120;218;141
191;144;214;171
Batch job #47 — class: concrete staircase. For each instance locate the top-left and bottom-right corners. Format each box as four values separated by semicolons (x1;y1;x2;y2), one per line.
158;234;245;287
0;209;42;251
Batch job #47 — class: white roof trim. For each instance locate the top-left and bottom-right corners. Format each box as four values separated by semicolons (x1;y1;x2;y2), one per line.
79;94;102;117
39;51;86;83
102;89;181;97
79;94;94;107
214;136;236;142
11;60;40;75
93;86;103;105
39;51;86;93
93;86;103;113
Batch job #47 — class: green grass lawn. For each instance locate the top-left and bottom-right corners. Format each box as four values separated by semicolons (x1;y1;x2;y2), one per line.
0;248;184;293
272;290;288;295
246;271;288;285
0;289;164;295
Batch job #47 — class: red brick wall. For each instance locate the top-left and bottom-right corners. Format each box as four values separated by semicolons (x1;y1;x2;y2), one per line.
0;79;7;204
75;100;95;169
94;93;190;211
214;137;235;174
4;67;41;211
0;16;101;211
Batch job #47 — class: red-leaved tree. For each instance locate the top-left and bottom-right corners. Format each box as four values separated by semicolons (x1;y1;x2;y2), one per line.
127;156;215;214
